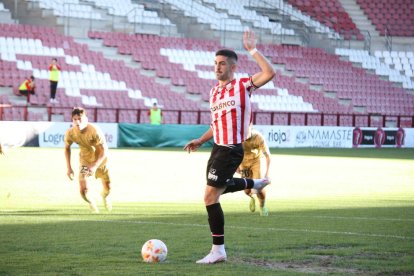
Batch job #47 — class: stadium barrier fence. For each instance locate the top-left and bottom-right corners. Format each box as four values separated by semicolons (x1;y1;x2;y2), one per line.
0;106;413;128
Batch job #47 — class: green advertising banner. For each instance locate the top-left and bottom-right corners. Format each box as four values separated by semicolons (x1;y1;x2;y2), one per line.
118;123;213;148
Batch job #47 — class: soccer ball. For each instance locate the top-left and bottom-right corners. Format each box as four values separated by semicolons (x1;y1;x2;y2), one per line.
141;239;168;263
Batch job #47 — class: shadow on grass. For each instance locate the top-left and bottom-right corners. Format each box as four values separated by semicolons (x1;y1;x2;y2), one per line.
1;203;413;275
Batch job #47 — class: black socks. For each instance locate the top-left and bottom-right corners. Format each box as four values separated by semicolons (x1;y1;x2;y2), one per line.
206;203;224;245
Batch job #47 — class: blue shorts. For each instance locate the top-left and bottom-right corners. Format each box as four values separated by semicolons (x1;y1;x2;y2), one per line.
206;143;243;187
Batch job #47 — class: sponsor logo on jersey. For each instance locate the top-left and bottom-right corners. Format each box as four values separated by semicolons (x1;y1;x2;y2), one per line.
211;100;236;112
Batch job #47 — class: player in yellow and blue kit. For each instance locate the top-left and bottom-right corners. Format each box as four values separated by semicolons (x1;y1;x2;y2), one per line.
64;107;112;213
238;127;271;216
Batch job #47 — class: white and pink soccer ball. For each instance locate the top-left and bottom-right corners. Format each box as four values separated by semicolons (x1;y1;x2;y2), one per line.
141;239;168;263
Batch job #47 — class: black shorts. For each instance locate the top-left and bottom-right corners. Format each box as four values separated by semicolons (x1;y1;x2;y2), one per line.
206;143;244;187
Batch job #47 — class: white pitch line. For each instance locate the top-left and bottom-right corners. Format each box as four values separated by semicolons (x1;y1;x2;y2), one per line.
2;213;414;222
3;216;414;241
110;220;414;241
274;215;414;222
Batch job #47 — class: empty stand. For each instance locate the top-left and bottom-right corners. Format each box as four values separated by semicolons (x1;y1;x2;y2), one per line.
261;43;414;118
287;0;363;40
337;48;414;90
202;0;295;36
1;20;413;126
0;23;204;122
357;0;414;36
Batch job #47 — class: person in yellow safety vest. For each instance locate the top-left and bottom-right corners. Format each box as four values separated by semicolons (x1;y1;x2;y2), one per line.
148;102;163;125
48;58;61;104
18;76;36;102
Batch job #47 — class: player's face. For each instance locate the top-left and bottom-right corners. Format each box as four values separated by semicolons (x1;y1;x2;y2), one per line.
72;114;88;131
215;55;235;82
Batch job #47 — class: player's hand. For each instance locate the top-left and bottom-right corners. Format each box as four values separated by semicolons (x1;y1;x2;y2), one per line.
67;168;74;180
88;166;97;177
243;28;257;52
183;139;201;153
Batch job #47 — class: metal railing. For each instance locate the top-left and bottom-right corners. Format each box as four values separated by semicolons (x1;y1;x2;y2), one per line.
385;27;392;51
0;105;413;128
62;2;97;37
361;30;371;52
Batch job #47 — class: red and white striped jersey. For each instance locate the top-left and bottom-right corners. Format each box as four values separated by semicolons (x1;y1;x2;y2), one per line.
209;77;256;145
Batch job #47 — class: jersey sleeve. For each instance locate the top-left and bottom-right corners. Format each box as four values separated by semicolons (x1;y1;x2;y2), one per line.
64;129;73;146
241;76;256;96
94;126;107;147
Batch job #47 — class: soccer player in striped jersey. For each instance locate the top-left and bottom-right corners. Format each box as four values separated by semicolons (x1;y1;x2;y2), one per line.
238;126;271;216
64;107;112;213
184;29;275;264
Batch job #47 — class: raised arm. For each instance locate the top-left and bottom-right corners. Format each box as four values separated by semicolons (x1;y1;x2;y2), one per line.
243;29;276;88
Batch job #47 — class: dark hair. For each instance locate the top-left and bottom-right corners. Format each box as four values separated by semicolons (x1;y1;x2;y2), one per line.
71;107;86;117
52;58;58;62
29;75;35;80
215;49;238;62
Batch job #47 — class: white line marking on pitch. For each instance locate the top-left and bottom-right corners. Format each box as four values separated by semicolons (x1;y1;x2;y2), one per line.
3;216;414;241
107;220;414;240
275;215;414;222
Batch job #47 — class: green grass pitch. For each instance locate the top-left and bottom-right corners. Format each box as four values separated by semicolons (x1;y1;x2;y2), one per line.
0;147;413;275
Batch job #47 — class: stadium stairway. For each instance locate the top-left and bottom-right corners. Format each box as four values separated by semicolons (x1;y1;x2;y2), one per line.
337;0;380;43
339;0;414;51
286;0;363;40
